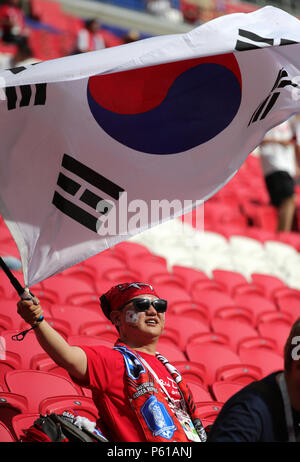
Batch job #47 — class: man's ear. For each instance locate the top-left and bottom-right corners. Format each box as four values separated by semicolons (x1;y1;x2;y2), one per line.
110;310;121;327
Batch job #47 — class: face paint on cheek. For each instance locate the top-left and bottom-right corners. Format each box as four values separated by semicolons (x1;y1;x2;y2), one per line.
125;310;140;325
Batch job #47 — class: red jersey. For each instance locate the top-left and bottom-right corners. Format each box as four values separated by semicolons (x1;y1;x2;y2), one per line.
71;345;183;442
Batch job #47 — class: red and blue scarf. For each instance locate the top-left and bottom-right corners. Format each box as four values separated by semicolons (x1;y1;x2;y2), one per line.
114;342;207;442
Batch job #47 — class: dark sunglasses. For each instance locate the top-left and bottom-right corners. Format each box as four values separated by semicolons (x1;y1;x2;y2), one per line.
120;298;168;313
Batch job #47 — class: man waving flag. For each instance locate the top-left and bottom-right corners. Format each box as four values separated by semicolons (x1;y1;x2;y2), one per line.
1;6;300;287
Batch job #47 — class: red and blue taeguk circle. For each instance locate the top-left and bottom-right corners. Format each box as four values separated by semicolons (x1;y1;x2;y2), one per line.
87;53;242;155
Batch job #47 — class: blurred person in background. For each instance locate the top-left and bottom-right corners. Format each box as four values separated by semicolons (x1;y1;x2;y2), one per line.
122;29;141;44
10;36;38;66
16;282;207;442
146;0;183;23
259;117;300;232
0;0;27;44
74;18;106;54
207;318;300;442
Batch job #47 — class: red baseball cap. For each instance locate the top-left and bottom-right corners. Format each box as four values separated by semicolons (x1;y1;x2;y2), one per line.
99;282;159;320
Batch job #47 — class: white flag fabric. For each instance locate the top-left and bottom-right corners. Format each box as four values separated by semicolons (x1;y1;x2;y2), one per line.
1;6;300;287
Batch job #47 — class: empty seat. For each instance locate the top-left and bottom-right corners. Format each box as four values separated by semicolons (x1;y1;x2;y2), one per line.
1;330;48;369
213;306;255;327
251;273;286;299
212;269;248;296
186;343;242;384
257;314;293;354
239;348;284;376
165;314;210;351
0;392;28;437
5;370;82;413
149;272;187;289
170;301;210;325
186;382;213;402
195;401;224;424
211;318;258;352
67;335;114;348
191;289;236;317
187;332;231;349
0;351;22;391
215;364;263;384
50;305;106;335
156;341;186;362
211;381;245;402
173;361;207;387
172;265;209;291
238;336;278;354
153;283;192;306
44;276;95;304
276;293;300;321
0;421;15;442
79;321;118;342
233;293;277;320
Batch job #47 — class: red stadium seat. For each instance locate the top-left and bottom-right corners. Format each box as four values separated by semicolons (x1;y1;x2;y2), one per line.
191;289;236;317
233;293;278;320
99;268;142;284
0;392;28;437
79;321;119;342
211;318;258;352
215;364;263;384
169;300;210;325
251;273;286;299
165;314;210;351
232;283;265;297
257;312;293;354
83;250;127;277
12;413;39;441
1;330;48;369
238;336;278;354
67;335;114;348
186;382;213;402
172;265;209;291
211;381;245;402
0;421;16;442
212;269;248;296
156;341;186;362
276;293;300;321
50;305;106;335
187;332;231;348
5;370;82;413
113;241;152;261
39;395;98;421
60;263;98;289
195;401;224;424
0;351;22;391
150;272;187;289
152;283;192;306
213;305;255;326
126;254;168;280
61;293;104;310
191;279;225;293
173;361;207;387
159;327;180;347
185;343;242;384
44;275;95;304
239;348;284;376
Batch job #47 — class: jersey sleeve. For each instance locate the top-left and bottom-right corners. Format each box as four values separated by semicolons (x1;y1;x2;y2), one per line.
69;345;113;391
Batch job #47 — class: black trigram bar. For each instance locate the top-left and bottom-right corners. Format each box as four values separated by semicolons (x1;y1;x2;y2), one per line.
5;83;47;111
236;29;298;52
53;191;100;233
62;153;124;201
80;189;113;216
248;67;300;126
53;154;125;233
57;172;81;196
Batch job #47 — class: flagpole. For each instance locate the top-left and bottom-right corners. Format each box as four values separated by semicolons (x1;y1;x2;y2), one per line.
0;256;26;296
0;256;44;341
